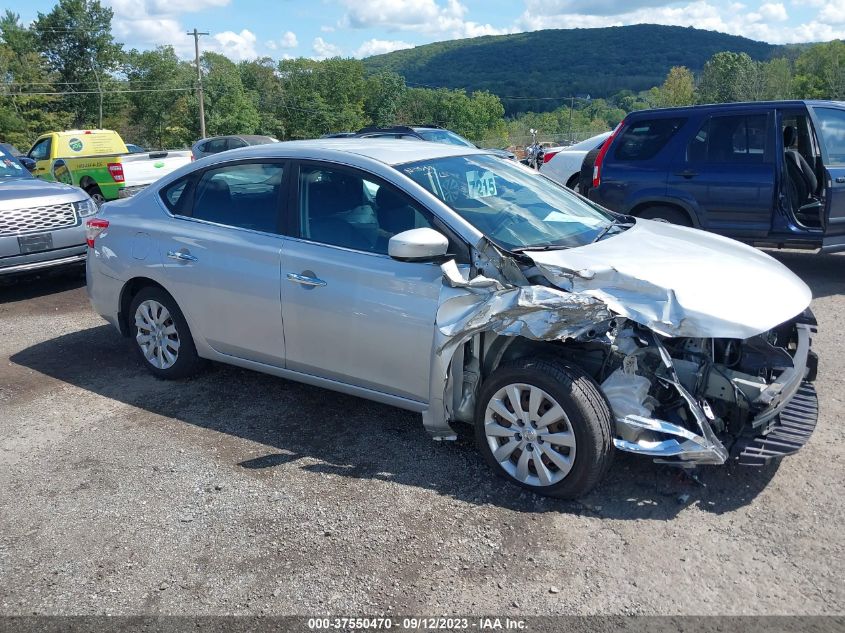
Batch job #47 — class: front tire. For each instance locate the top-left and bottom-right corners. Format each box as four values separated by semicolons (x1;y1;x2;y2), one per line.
129;287;203;379
86;185;106;207
475;358;614;499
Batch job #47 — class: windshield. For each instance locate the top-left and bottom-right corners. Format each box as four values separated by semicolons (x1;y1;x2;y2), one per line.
0;147;32;181
399;154;615;250
417;129;476;148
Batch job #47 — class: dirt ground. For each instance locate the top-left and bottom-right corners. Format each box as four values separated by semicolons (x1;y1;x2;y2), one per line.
0;251;843;616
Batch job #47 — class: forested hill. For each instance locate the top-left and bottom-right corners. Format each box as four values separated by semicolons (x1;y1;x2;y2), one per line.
363;24;783;113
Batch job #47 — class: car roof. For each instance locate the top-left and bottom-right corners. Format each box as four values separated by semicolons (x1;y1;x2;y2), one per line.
626;99;845;118
211;138;489;166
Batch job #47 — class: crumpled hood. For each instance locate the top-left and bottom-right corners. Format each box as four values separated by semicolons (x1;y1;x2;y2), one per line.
528;219;812;339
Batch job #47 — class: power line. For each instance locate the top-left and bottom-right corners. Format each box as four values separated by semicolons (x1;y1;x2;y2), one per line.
0;87;194;96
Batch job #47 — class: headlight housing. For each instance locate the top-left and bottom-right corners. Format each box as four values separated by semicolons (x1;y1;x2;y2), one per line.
73;198;98;218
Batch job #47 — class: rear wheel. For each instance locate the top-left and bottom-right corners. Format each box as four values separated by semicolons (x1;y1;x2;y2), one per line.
475;358;614;499
637;205;691;226
129;287;203;379
565;173;580;193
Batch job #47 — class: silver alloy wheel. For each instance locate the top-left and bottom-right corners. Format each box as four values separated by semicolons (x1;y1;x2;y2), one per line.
484;382;577;486
89;190;106;207
134;299;181;370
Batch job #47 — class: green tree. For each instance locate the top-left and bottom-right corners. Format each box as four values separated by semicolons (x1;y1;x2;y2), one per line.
655;66;695;107
125;46;195;148
202;52;260;136
697;51;757;103
364;71;406;127
764;57;793;100
0;11;72;148
33;0;123;127
794;41;845;99
278;57;368;138
239;57;284;138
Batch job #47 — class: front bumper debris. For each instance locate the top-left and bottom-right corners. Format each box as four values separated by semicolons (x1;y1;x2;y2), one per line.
734;382;819;466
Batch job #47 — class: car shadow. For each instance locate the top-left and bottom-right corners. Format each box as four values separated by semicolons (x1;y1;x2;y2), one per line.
0;267;85;304
10;325;781;520
766;250;845;300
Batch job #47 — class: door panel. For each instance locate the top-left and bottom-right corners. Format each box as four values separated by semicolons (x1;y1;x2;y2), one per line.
159;222;286;365
810;106;845;243
667;112;775;237
280;239;441;401
157;160;288;365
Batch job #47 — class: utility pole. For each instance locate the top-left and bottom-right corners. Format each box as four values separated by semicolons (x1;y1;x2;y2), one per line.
90;56;103;128
188;28;209;138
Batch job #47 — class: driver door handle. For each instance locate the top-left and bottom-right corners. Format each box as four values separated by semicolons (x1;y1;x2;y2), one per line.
286;272;326;287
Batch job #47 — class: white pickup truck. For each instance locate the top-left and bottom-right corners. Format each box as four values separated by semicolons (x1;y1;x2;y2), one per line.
27;129;193;205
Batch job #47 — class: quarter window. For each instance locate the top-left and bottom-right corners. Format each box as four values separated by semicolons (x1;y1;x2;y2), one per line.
614;118;686;161
298;165;433;254
687;114;770;163
191;162;285;233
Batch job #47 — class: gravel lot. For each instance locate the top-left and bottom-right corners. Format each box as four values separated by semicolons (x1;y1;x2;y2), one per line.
0;251;843;616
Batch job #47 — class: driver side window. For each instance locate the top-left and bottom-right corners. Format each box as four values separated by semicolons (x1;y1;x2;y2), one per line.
29;138;51;161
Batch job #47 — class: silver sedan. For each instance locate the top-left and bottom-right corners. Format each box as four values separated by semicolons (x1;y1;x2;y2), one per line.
86;139;818;498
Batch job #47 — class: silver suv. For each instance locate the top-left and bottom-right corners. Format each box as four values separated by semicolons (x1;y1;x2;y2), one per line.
86;139;818;499
1;146;97;275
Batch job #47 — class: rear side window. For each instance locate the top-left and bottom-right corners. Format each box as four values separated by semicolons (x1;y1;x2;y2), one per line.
192;162;286;233
205;138;227;154
614;118;686;161
814;107;845;165
687;114;770;163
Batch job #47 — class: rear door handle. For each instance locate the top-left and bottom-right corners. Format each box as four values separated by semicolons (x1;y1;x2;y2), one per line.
167;250;197;262
286;272;326;287
675;170;698;178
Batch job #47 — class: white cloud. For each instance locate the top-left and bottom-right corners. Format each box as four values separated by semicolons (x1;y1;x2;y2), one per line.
210;29;258;61
312;37;343;59
280;31;298;48
818;1;845;24
338;0;510;39
517;0;845;44
354;39;414;58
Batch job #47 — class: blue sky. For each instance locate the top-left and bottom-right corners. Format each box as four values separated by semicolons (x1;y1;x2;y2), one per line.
11;0;845;62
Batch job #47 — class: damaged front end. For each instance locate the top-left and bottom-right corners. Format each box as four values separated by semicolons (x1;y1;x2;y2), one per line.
429;234;819;469
596;315;818;466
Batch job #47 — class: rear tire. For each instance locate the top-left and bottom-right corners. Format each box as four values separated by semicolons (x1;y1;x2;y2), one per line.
129;287;203;380
565;173;580;193
475;358;614;499
637;205;691;226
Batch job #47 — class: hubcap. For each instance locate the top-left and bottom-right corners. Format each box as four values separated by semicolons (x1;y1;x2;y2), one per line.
484;383;576;487
134;299;180;370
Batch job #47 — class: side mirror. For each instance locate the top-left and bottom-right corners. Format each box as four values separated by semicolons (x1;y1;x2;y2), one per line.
388;228;449;262
18;157;36;172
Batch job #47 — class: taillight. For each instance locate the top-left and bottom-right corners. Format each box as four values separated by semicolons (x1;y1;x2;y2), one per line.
107;162;124;182
543;150;560;164
86;218;109;248
592;122;623;189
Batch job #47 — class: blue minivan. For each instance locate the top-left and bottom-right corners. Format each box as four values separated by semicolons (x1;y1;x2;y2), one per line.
588;100;845;252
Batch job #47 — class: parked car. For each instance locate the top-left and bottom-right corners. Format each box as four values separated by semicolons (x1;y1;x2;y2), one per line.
191;135;279;160
125;143;147;153
86;139;818;499
1;144;97;275
540;132;612;190
27;129;193;206
354;125;517;161
1;142;36;172
588;100;845;252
